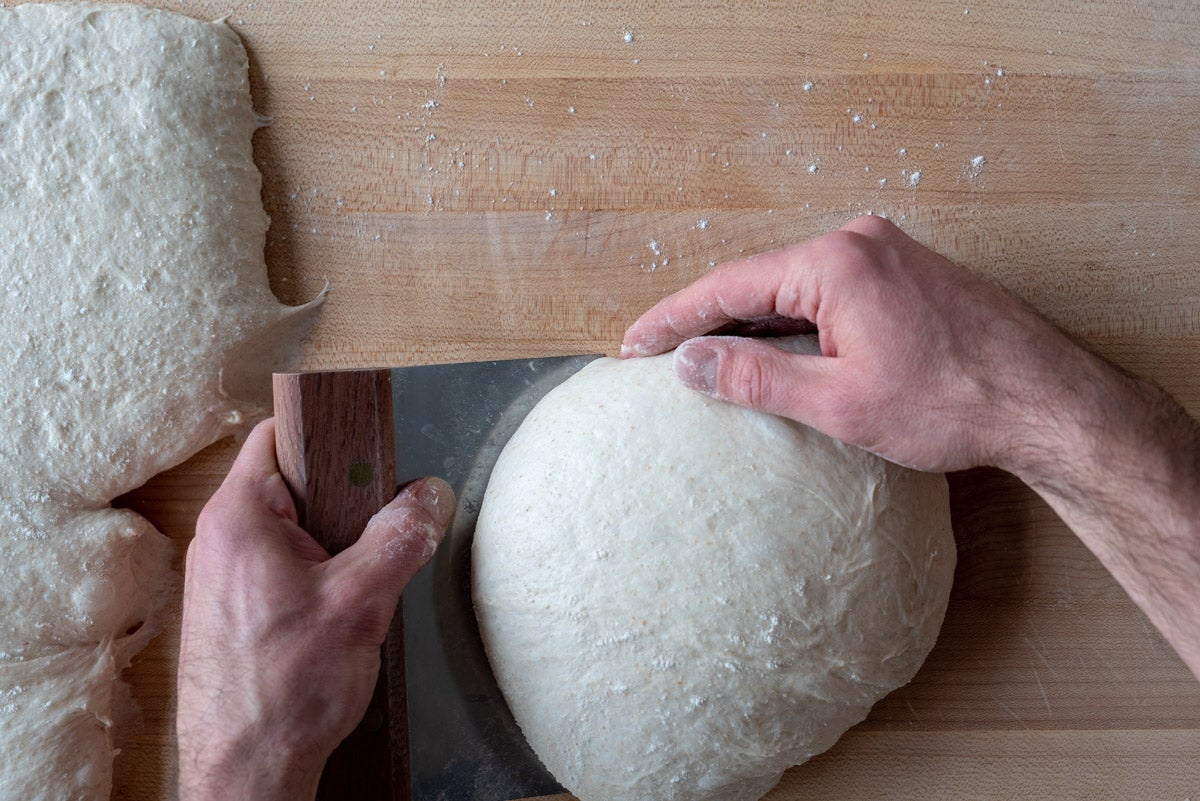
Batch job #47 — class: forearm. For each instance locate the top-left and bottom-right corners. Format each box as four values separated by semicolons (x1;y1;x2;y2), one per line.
1006;353;1200;678
620;216;1200;679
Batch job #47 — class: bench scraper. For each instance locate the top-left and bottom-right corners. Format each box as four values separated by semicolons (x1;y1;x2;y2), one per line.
273;354;598;801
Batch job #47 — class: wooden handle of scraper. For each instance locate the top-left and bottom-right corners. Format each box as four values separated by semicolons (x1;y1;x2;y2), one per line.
273;369;411;801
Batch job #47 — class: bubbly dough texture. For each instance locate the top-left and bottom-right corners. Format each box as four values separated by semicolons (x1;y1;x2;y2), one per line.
473;346;955;801
0;5;318;798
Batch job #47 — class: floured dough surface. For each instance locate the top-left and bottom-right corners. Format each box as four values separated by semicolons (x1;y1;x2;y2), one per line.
473;346;955;801
0;4;318;798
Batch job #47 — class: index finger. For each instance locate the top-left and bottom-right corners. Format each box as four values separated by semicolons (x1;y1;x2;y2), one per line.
620;243;818;358
213;418;300;525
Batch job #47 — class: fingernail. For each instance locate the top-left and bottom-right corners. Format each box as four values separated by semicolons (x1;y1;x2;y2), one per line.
673;340;719;394
414;477;455;527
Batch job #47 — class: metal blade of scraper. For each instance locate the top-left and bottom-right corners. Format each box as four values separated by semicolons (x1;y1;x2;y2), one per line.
394;354;599;801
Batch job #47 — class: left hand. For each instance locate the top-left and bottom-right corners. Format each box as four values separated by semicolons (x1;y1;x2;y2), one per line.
177;418;455;801
620;215;1083;473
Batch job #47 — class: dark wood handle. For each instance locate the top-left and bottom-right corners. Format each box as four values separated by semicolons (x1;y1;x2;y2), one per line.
273;369;410;801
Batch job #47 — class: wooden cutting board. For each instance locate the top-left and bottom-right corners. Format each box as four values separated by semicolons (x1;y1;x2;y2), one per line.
96;1;1200;798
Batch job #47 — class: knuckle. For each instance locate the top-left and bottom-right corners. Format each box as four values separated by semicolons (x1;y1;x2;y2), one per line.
841;213;899;240
372;502;435;541
816;232;892;289
816;230;873;265
367;502;444;570
193;498;228;544
722;353;773;409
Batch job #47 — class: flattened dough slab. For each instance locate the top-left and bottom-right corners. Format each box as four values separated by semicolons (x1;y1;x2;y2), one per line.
0;5;319;798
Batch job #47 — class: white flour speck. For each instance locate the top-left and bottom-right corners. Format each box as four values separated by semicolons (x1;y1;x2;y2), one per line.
623;30;634;43
908;170;922;187
967;155;986;179
802;80;814;91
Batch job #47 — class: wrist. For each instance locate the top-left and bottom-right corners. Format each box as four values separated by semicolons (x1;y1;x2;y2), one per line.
178;725;326;801
994;344;1138;490
1003;349;1200;514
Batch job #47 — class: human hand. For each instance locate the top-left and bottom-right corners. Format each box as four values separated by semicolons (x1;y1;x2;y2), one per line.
624;216;1200;679
177;419;455;801
622;215;1103;474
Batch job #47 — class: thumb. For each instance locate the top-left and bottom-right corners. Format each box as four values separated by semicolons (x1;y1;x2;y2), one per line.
329;477;456;616
673;336;842;430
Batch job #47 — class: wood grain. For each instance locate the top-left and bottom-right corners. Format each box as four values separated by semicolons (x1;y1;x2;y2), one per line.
80;0;1200;799
273;370;409;801
273;370;397;550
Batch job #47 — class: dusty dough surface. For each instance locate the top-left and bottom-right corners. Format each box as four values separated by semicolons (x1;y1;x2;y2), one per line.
473;344;956;801
0;5;318;799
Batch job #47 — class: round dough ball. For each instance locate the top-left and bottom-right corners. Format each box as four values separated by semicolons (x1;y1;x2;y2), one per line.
472;345;955;801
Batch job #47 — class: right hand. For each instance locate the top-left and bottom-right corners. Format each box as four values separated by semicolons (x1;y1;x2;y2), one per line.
621;215;1107;475
178;419;455;801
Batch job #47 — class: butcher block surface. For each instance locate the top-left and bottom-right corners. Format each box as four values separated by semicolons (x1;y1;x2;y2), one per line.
39;0;1196;798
